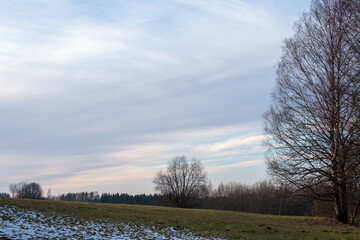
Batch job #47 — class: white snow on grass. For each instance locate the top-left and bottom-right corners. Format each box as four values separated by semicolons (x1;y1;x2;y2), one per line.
0;205;225;239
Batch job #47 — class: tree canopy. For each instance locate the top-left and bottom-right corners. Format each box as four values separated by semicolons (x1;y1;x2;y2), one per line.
264;0;360;224
153;156;208;208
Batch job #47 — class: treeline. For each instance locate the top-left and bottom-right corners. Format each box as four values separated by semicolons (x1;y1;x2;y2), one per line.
6;182;158;207
100;193;158;205
204;181;319;217
57;191;158;206
0;192;10;198
9;182;43;199
155;180;334;218
5;181;335;219
58;191;100;202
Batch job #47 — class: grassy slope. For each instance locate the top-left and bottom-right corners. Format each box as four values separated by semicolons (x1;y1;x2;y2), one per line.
0;199;359;240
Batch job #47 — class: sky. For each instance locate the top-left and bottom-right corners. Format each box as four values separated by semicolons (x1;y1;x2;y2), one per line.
0;0;312;195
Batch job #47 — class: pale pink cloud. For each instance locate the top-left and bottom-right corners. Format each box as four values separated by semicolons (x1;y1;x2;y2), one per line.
195;135;266;153
207;160;265;173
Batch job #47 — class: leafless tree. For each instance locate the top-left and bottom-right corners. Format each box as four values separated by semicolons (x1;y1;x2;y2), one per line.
47;188;52;200
23;182;43;199
9;182;27;198
345;1;360;57
9;183;17;198
9;182;43;199
264;0;360;224
206;180;314;216
152;156;208;208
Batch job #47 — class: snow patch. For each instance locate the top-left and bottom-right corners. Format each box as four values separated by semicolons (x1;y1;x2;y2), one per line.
0;205;225;239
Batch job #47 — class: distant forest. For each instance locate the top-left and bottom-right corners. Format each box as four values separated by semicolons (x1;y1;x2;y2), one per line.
49;180;333;219
58;192;158;206
2;180;336;220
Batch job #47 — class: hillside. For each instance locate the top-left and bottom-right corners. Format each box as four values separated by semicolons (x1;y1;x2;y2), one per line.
0;199;359;240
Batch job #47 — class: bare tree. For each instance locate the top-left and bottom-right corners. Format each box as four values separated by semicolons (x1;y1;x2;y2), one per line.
47;188;52;200
9;182;27;198
9;182;43;199
345;1;360;58
152;156;208;208
9;183;17;198
23;182;43;199
264;0;360;224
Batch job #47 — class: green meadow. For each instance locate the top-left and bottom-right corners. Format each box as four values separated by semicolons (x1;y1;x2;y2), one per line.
1;198;359;240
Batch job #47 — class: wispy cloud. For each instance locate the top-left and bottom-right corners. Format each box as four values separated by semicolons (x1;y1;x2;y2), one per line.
0;124;265;194
207;160;266;173
196;135;266;153
48;164;166;193
174;0;274;28
0;0;311;194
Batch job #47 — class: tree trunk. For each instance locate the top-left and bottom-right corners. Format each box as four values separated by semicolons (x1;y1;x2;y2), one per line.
334;182;348;224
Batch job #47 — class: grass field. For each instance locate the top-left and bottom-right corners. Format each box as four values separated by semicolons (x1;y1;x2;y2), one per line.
0;198;359;240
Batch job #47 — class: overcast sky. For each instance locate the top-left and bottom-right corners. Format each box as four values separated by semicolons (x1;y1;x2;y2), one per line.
0;0;312;195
